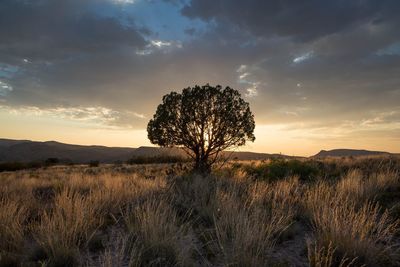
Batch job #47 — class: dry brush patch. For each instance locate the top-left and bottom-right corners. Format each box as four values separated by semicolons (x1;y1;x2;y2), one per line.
307;241;360;267
0;199;27;255
32;188;105;265
213;188;295;266
304;177;400;266
123;197;198;266
0;158;399;267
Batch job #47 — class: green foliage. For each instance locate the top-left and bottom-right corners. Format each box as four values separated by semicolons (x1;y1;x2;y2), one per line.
242;157;400;183
243;158;319;182
147;84;255;173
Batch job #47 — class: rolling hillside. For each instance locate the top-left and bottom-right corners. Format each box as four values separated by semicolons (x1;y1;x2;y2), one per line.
2;139;394;164
0;139;288;163
0;139;136;163
313;149;391;158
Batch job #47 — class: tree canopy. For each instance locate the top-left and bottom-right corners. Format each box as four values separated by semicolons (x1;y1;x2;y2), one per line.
147;84;255;173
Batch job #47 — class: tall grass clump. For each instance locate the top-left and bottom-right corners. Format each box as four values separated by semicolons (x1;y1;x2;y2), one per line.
307;241;359;267
336;169;400;205
123;198;197;266
92;231;131;267
169;174;218;226
248;176;302;216
0;199;27;265
213;181;295;266
305;182;400;266
33;188;104;266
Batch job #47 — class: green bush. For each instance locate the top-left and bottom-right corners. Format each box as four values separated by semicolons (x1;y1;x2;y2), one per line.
88;160;100;167
243;158;319;182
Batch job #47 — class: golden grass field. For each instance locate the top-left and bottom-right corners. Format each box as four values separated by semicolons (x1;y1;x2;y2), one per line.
0;157;400;267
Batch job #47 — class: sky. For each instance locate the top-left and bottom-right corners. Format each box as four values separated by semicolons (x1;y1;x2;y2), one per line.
0;0;400;156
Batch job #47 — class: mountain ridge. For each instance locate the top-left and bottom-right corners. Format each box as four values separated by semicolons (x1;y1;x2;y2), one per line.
0;138;289;163
313;148;392;158
0;138;397;163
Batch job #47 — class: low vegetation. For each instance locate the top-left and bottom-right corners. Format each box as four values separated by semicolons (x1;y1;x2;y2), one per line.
127;155;187;165
0;156;399;266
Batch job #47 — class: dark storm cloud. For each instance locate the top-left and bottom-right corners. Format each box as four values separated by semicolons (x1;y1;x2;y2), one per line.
181;0;398;42
178;0;400;128
0;0;147;63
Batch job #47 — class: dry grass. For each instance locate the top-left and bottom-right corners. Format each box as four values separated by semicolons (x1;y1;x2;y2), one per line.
123;197;197;266
0;199;27;253
33;188;104;265
0;158;399;267
336;169;400;204
307;241;360;267
213;189;294;266
305;181;400;266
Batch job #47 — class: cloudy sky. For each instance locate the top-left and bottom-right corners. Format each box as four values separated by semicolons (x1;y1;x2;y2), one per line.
0;0;399;156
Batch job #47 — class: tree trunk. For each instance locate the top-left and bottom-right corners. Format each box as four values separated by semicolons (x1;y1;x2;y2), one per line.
194;155;211;175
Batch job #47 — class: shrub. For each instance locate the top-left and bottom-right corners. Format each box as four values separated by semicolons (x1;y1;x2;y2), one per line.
88;160;100;167
243;158;318;181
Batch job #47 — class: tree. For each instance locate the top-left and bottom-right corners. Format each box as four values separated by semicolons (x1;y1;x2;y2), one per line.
147;84;255;173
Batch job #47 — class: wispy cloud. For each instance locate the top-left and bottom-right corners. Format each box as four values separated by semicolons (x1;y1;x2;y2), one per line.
136;39;183;55
236;64;260;97
292;51;313;64
0;105;146;129
111;0;136;4
0;80;13;96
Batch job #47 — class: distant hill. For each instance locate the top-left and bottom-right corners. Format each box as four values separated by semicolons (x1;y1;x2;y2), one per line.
1;139;396;163
313;149;391;158
0;138;289;163
0;139;136;163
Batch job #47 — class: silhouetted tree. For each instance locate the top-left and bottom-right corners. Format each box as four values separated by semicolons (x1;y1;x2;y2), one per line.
147;84;255;173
